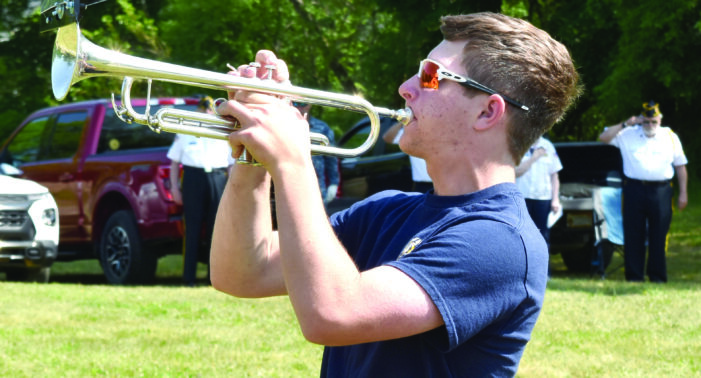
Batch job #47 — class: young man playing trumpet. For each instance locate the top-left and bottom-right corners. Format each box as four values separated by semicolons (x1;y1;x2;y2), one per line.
211;12;581;376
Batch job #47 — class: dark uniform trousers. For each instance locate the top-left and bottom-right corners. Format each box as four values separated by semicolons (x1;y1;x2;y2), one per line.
524;199;552;247
182;165;228;285
622;178;673;282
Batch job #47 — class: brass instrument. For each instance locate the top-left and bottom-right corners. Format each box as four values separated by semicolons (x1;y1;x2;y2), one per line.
49;21;412;163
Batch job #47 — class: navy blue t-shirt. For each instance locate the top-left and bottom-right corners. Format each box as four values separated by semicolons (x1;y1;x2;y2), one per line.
323;183;548;377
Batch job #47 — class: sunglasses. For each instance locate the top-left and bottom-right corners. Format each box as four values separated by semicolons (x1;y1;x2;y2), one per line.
418;59;529;111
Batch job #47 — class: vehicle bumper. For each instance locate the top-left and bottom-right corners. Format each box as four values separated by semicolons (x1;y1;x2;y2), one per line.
0;240;58;268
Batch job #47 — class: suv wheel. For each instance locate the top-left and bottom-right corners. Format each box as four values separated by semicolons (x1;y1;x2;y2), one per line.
98;210;157;284
5;267;50;283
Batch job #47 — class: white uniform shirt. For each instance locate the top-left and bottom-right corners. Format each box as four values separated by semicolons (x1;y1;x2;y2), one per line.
393;128;432;183
609;125;687;181
167;134;232;171
516;137;562;200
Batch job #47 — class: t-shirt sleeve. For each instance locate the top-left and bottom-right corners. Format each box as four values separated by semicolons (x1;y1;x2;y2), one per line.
167;135;183;162
546;141;563;174
670;131;688;166
387;220;529;352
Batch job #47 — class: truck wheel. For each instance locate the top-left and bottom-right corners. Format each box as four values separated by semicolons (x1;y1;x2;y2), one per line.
560;239;593;273
5;267;50;283
98;210;157;284
560;239;615;273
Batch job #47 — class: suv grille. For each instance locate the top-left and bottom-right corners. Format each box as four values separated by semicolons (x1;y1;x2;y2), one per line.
0;210;35;241
0;210;27;227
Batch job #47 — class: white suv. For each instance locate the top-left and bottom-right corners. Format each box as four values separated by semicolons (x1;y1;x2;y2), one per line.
0;164;59;282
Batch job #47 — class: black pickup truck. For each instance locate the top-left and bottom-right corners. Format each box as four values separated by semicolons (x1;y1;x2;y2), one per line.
550;141;624;274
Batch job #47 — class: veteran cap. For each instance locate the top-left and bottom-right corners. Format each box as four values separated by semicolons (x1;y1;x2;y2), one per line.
642;100;662;117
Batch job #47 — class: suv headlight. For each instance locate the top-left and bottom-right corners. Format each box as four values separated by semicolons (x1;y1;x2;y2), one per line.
27;192;59;236
42;208;57;226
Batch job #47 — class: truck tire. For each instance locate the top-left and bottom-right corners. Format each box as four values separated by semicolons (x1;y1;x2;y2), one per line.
560;246;591;273
561;239;614;274
5;267;51;283
98;210;157;285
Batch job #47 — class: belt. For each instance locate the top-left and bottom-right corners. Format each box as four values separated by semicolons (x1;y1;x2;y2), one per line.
625;178;671;186
184;166;228;173
209;167;228;174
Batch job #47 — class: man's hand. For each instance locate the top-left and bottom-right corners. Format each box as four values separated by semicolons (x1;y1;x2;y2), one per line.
532;147;547;159
551;196;561;214
216;50;311;173
678;192;688;211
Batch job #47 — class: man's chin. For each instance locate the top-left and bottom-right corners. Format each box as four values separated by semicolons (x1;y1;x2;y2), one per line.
643;127;657;137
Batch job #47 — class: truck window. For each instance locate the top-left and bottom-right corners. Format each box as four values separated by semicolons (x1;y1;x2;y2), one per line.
97;105;196;154
43;111;87;160
6;116;53;166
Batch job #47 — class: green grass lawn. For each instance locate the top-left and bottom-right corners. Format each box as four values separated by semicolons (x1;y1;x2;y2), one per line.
1;190;699;376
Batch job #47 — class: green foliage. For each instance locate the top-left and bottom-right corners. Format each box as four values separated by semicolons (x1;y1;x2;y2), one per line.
156;0;496;132
1;0;700;178
512;0;701;178
0;4;54;140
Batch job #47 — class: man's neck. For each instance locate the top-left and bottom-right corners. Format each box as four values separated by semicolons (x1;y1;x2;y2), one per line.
428;161;515;196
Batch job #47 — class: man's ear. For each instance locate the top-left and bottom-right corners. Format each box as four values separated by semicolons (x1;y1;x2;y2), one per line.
474;95;507;131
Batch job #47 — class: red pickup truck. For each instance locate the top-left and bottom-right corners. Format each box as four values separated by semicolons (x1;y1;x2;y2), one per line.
0;98;200;284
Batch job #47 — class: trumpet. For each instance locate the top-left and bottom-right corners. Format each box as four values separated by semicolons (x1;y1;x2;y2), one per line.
50;22;413;163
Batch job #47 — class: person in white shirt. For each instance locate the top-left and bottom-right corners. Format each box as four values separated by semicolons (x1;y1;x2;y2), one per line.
599;100;688;283
515;136;562;250
167;96;232;286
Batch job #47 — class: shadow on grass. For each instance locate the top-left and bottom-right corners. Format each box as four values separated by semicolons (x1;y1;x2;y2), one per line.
16;255;212;287
46;273;209;287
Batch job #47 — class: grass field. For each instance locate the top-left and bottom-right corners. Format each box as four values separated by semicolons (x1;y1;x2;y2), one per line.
1;190;699;376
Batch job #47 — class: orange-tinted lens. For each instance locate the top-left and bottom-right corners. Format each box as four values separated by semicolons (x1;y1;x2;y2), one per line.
420;60;440;89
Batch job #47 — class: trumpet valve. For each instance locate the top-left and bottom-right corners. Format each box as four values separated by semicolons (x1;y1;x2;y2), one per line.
248;62;261;77
264;64;276;80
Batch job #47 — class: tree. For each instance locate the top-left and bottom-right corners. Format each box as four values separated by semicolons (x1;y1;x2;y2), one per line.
157;0;498;132
2;0;700;177
0;0;165;138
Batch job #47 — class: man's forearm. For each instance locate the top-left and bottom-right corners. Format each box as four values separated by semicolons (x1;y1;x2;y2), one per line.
675;165;689;210
676;165;688;194
210;165;285;297
550;173;561;212
271;160;364;331
169;160;182;204
599;123;624;144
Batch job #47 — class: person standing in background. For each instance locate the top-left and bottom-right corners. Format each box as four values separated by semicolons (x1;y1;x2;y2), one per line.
167;96;231;286
383;122;433;193
293;102;340;206
515;135;562;250
599;100;688;283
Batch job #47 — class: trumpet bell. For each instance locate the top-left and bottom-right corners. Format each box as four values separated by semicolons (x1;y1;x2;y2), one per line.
51;20;80;100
